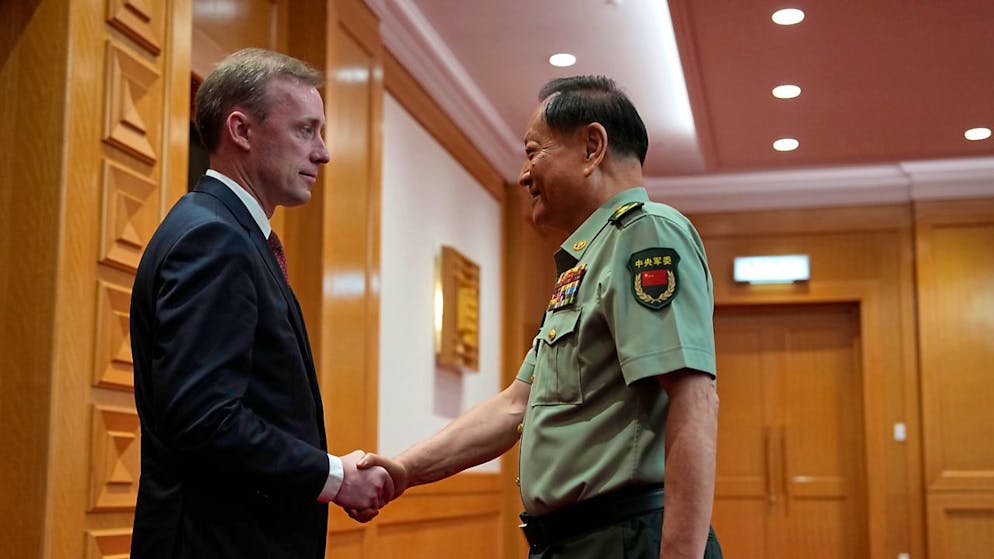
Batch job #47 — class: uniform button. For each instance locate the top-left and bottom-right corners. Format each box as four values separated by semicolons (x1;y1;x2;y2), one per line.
529;374;535;383
573;240;587;251
515;476;520;486
516;423;523;434
547;328;556;340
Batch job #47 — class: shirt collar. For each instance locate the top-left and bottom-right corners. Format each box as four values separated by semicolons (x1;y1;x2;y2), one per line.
554;187;650;275
206;169;272;238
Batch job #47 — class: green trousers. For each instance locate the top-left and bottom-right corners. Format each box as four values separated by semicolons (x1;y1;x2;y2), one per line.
526;510;722;559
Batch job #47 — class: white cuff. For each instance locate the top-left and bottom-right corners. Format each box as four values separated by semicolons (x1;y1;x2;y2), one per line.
317;453;344;503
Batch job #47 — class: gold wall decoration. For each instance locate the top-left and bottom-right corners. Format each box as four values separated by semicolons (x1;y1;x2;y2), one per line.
434;246;480;371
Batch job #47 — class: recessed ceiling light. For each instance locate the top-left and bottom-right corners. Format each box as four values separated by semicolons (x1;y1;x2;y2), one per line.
965;127;992;141
549;53;576;67
772;84;802;99
772;8;805;25
773;138;799;152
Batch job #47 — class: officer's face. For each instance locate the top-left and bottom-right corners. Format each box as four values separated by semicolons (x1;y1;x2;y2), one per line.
518;103;588;232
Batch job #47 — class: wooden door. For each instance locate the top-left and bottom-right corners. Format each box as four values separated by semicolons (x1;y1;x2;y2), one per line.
711;304;868;558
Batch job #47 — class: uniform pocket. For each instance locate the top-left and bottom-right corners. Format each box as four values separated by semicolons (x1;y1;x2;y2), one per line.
532;309;582;405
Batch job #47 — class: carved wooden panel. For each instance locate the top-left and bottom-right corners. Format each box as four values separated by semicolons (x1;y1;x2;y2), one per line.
103;40;161;165
86;528;132;559
99;159;157;271
106;0;164;55
93;280;134;390
89;406;141;511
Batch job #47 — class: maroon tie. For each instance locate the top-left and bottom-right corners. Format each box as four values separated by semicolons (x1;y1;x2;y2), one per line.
267;230;290;283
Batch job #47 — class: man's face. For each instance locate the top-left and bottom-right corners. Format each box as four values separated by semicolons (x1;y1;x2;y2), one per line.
250;78;330;211
518;103;588;232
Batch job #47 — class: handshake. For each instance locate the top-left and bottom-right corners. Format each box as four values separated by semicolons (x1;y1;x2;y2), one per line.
331;450;407;522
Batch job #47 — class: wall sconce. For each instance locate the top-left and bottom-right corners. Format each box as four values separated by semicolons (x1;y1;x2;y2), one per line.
434;246;480;371
733;254;810;284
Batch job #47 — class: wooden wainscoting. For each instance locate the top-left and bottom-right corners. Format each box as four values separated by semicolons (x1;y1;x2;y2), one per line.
326;474;505;558
927;493;994;559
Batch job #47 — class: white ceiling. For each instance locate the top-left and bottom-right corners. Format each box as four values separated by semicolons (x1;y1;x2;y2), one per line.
364;0;994;212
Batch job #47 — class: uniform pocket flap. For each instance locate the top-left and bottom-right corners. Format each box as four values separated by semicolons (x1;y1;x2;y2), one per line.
539;309;581;346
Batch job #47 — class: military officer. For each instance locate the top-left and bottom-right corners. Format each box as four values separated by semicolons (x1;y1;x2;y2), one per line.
359;75;722;559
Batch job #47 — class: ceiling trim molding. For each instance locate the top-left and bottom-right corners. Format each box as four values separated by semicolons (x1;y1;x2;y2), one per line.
646;157;994;213
902;157;994;201
369;0;522;182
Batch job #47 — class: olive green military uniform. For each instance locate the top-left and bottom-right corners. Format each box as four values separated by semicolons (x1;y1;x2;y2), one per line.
516;188;722;558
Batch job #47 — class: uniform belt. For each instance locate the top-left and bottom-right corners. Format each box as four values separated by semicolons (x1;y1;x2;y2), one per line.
518;486;664;549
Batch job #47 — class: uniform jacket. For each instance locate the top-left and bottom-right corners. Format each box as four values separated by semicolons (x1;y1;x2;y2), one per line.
130;176;330;558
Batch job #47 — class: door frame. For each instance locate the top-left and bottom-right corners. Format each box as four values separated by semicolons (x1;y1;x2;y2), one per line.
715;281;886;559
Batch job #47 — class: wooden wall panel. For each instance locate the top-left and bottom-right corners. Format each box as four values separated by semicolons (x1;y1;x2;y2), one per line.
916;198;994;557
33;0;191;556
377;515;500;558
106;0;165;55
98;161;159;273
192;0;275;55
0;1;69;555
284;0;388;555
927;494;994;559
88;406;142;512
326;530;365;559
190;0;286;79
313;0;380;473
915;199;994;493
374;474;503;559
85;528;132;559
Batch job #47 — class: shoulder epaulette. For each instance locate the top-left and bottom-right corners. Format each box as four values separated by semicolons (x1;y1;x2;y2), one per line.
609;201;645;227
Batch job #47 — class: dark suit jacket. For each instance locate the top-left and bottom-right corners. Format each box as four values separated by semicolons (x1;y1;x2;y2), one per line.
130;176;329;558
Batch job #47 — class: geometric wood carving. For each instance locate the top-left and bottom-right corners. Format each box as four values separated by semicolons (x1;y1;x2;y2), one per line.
93;280;135;391
100;159;158;272
89;406;141;512
103;40;160;165
106;0;163;56
86;528;132;559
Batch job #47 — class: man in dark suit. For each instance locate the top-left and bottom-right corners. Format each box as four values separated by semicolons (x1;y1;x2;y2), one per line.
130;48;392;558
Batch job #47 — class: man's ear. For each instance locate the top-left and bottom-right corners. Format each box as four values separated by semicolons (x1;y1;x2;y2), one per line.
225;110;252;152
582;122;608;176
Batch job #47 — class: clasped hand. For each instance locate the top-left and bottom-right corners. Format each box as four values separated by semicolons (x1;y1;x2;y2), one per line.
332;450;407;523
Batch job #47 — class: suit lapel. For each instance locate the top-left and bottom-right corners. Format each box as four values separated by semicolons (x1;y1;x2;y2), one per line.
194;178;297;309
195;177;327;447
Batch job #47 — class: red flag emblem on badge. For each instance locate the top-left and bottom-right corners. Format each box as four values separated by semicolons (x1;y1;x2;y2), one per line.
641;270;668;287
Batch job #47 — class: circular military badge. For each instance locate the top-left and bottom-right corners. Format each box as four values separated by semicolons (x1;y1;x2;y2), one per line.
627;248;680;310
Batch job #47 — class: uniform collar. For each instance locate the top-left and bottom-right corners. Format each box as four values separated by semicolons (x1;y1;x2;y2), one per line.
554;187;649;275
